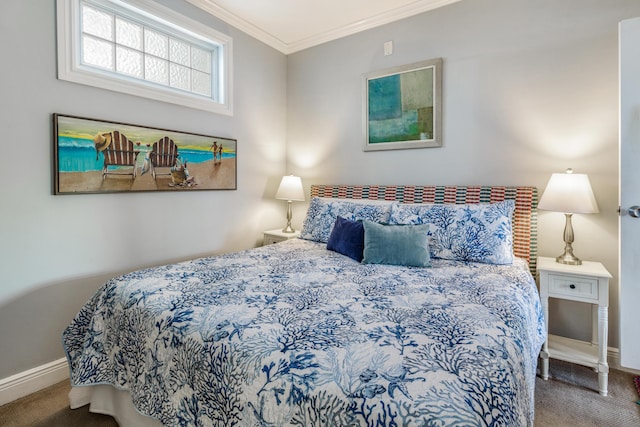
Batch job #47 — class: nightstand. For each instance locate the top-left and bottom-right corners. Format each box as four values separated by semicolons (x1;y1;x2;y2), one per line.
537;256;612;396
263;229;300;245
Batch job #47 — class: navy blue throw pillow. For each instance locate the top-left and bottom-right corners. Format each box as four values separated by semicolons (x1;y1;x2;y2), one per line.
326;216;365;262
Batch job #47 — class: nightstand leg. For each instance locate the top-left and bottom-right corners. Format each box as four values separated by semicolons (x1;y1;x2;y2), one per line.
541;295;549;380
598;370;608;397
597;305;609;396
541;349;549;380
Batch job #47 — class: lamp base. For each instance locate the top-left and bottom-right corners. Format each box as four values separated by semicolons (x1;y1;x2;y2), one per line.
282;225;296;233
282;200;295;233
556;244;582;265
555;212;582;265
556;251;582;265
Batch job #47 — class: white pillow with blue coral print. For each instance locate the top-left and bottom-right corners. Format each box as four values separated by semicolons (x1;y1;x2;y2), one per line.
300;197;393;243
388;200;515;265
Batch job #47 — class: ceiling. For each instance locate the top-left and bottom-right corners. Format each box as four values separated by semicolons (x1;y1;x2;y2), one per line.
185;0;461;54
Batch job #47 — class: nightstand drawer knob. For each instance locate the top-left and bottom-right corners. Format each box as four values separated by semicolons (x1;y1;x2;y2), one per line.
569;284;576;289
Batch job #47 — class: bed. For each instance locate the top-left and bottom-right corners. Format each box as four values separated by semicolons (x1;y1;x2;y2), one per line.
63;184;545;426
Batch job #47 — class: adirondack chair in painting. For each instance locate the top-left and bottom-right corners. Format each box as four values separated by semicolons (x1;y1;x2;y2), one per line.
150;136;179;180
100;131;140;180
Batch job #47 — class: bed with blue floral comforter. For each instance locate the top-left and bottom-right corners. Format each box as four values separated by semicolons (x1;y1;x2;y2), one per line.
63;238;545;426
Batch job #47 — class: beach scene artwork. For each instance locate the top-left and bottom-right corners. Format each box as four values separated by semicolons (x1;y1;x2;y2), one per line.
54;114;237;194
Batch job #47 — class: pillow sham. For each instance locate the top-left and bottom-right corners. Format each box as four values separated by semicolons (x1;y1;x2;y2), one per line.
388;200;515;265
326;216;365;261
362;220;431;267
300;197;393;243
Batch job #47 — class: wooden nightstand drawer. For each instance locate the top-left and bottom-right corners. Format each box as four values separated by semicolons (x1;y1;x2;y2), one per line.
548;274;599;301
264;235;286;245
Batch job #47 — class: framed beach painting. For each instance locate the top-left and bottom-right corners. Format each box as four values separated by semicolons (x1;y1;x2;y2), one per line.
363;58;442;151
53;114;237;194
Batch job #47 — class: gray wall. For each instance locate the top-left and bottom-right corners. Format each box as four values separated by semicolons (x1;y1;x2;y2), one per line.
2;0;640;383
0;0;287;379
287;0;640;348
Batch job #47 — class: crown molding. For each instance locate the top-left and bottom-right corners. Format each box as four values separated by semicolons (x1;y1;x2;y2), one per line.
186;0;461;55
184;0;289;52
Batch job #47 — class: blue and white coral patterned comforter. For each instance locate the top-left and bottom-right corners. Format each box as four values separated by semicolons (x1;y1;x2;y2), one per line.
63;238;545;426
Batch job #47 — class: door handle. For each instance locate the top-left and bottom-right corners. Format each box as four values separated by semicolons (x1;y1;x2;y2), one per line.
628;206;640;218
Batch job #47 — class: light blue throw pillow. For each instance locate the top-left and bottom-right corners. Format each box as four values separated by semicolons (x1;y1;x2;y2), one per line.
388;200;515;265
362;220;431;267
301;197;393;243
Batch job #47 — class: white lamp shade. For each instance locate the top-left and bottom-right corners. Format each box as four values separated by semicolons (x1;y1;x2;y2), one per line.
538;171;599;214
275;175;305;201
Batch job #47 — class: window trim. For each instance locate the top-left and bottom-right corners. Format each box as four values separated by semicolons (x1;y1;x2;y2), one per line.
57;0;233;115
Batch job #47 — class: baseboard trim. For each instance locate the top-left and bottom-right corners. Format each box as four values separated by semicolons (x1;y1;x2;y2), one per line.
608;347;640;375
0;358;69;406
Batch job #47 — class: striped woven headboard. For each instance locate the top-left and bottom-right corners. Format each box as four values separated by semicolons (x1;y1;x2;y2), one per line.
310;185;538;274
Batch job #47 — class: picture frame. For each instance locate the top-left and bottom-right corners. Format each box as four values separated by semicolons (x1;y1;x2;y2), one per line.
363;58;442;151
53;114;237;194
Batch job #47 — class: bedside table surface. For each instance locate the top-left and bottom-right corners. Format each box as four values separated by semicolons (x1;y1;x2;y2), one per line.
537;256;612;278
264;229;300;238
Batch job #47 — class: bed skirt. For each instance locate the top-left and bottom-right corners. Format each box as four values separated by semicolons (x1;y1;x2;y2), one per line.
69;385;162;427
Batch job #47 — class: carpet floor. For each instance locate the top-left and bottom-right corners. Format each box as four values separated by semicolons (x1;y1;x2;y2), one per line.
535;360;640;426
1;359;639;426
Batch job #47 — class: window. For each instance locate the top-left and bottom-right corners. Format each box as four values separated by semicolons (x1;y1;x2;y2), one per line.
57;0;233;115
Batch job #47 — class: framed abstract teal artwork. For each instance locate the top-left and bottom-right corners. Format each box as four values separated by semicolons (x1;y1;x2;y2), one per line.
363;58;442;151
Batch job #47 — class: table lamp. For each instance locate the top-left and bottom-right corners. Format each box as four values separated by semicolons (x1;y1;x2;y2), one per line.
537;168;599;265
275;175;305;233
